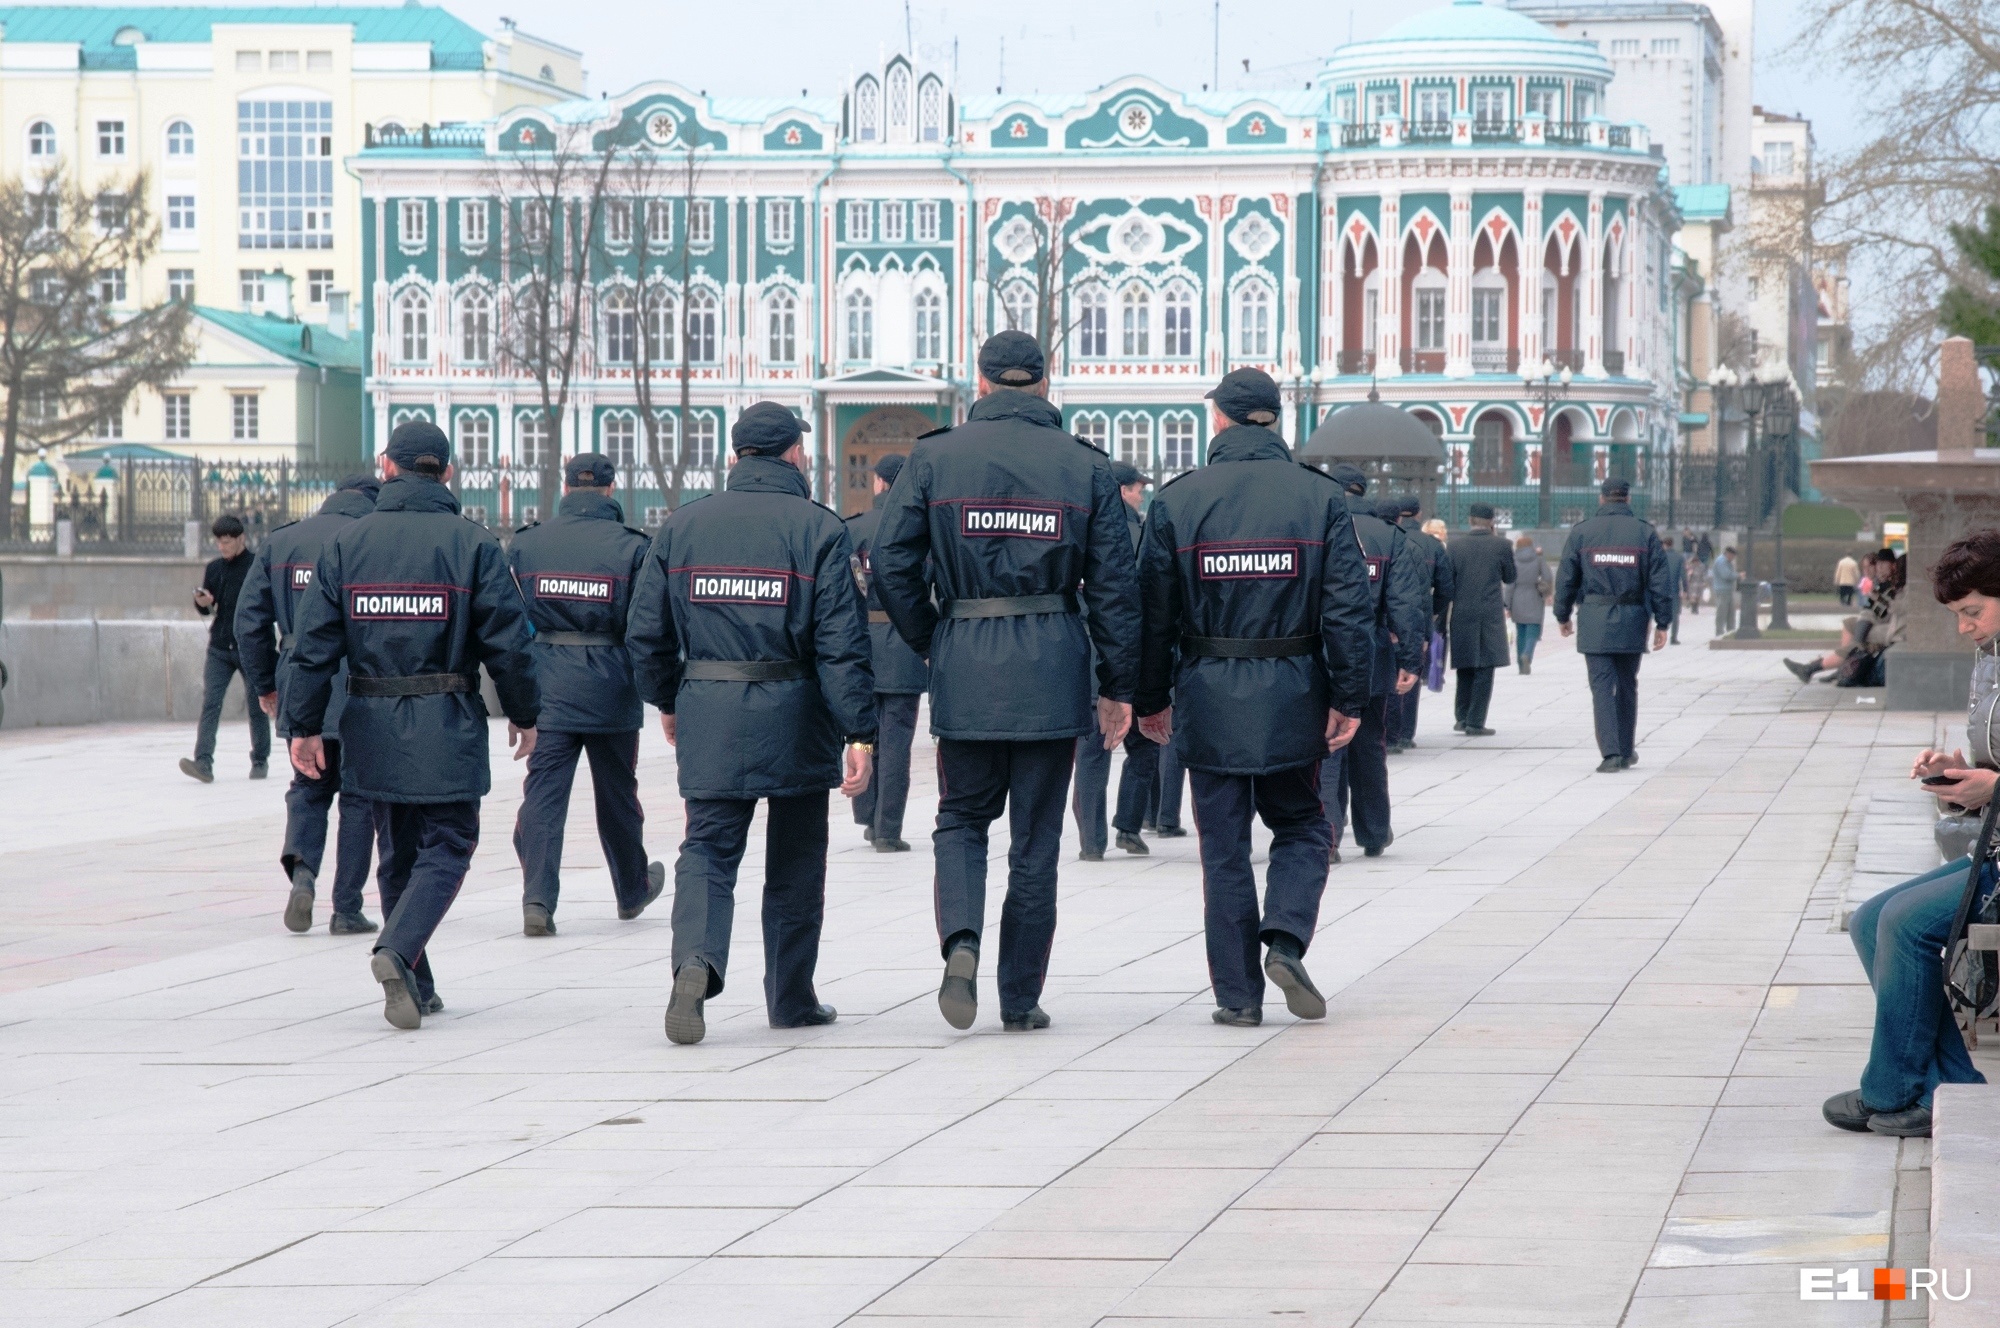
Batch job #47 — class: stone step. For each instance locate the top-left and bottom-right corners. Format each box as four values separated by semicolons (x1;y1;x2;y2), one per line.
1930;1084;2000;1323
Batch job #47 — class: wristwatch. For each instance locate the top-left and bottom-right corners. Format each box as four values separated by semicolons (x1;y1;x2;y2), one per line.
848;740;876;753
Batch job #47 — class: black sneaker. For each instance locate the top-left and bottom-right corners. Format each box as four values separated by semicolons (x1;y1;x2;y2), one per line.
178;758;214;784
1463;726;1496;737
1622;753;1640;769
873;837;912;853
1212;1007;1262;1027
620;863;666;921
1001;1006;1051;1031
1263;944;1327;1021
329;912;378;935
424;994;445;1015
939;938;979;1030
664;961;710;1045
1784;658;1818;683
1867;1104;1932;1137
1363;844;1385;858
370;949;424;1030
1821;1090;1874;1133
1154;826;1188;839
1078;849;1104;862
523;903;556;936
1115;832;1149;856
1329;845;1342;864
1597;756;1625;774
284;865;315;934
862;826;875;843
250;761;269;780
771;1003;838;1029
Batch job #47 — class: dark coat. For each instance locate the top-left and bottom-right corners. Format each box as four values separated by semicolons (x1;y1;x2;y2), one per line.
871;388;1141;742
1136;425;1375;775
1396;516;1456;634
626;454;875;800
1552;502;1675;654
1446;527;1517;669
236;487;376;739
1347;494;1431;695
284;475;540;804
843;493;930;695
508;490;652;733
197;547;256;651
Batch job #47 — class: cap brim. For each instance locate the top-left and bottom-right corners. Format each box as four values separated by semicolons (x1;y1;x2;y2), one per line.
795;418;812;433
1202;386;1220;399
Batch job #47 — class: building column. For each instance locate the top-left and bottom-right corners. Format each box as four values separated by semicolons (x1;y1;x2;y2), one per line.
1520;190;1544;367
1584;190;1606;376
1377;196;1402;377
725;193;744;381
1444;187;1474;378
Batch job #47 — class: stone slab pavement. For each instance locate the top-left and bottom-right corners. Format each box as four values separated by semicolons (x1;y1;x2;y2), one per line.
1;612;1991;1327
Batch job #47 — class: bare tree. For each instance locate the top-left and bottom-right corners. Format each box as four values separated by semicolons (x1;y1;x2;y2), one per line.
992;198;1094;373
0;168;194;538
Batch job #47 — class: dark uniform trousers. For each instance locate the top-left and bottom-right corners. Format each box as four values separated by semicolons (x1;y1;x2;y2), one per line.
853;694;920;840
1388;639;1429;745
1587;653;1642;761
936;738;1073;1015
1153;739;1184;829
1071;719;1114;857
281;737;385;916
1454;667;1496;729
1189;763;1332;1010
1114;735;1159;835
673;793;829;1025
378;800;482;1005
512;730;650;915
1319;692;1393;850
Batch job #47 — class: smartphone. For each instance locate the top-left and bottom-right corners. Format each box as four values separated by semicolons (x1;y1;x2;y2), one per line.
1923;774;1960;786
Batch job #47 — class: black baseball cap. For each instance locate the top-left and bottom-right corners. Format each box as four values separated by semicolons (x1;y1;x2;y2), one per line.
977;330;1046;387
1374;498;1405;524
336;473;380;500
565;452;616;487
385;418;450;469
1204;367;1281;426
1600;475;1632;498
1110;461;1144;488
1469;501;1496;520
1329;462;1368;495
875;453;906;485
732;402;810;455
1397;494;1421;517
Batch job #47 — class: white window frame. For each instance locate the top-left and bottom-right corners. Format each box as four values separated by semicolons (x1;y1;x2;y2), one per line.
1002;281;1036;338
1119;282;1152;357
914;199;940;243
458;411;494;467
846;200;872;242
601;286;637;364
1161;411;1199;471
521;199;549;246
1413;272;1447;352
1163;281;1196;357
1072;411;1109;451
604;199;633;248
395;286;430;363
1471;270;1507;346
167;269;195;303
855;76;881;142
459;200;488;250
97;269;126;305
914;286;943;362
686;287;719;362
1414;87;1452;127
399;199;427;250
307;269;333;304
844;287;874;361
646;200;672;248
684;412;719;469
27;120;56;158
1610;38;1640;56
167;195;196;235
644;286;677;362
1075;283;1109;359
164;391;191;440
1234;280;1273;359
919;77;945;143
881;201;906;243
457;286;492;363
766;287;798;362
1114;414;1153;468
600;411;638;471
165;120;195;157
1472;88;1508;129
231;392;260;441
688;199;714;248
765;199;793;247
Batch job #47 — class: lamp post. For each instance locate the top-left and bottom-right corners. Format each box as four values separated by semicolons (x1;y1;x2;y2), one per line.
1764;368;1799;631
1731;367;1781;640
1522;358;1573;529
1706;363;1737;535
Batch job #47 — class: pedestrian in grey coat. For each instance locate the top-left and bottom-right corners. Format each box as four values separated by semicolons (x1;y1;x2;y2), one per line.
1446;504;1516;735
1509;536;1551;674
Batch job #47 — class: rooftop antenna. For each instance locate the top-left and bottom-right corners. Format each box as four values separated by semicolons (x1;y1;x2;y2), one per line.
998;35;1005;93
1212;1;1220;90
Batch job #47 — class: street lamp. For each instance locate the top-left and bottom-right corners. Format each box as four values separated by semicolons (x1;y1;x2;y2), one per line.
1706;363;1738;535
1522;358;1574;529
1763;367;1800;631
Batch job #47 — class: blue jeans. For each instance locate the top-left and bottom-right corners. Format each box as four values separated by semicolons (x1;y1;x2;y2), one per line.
1850;856;1992;1111
194;646;270;765
1515;622;1542;665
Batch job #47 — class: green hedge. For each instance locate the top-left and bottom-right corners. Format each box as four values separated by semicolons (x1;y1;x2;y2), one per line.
1782;503;1865;539
1734;538;1872;592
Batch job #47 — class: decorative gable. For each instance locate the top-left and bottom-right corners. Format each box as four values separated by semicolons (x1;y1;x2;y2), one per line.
1067;88;1209;150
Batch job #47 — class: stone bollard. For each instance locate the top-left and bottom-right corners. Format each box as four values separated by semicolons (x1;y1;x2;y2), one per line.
54;518;73;558
183;521;202;560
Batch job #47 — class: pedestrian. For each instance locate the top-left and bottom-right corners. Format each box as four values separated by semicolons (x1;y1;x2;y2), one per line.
1835;551;1862;607
1319;466;1426;858
1662;537;1686;644
1109;462;1167;856
235;473;385;935
180;514;271;783
1710;546;1740;634
1071;461;1150;858
1552;477;1674;773
285;419;542;1030
844;452;929;853
1381;494;1454;753
1509;534;1550;673
1133;367;1375;1025
872;330;1141;1034
507;453;666;938
1445;504;1516;736
1696;529;1713;565
1682;550;1708;614
626;403;876;1045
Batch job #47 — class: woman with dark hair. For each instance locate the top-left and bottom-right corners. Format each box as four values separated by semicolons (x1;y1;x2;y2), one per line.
1786;550;1906;684
1825;530;2000;1138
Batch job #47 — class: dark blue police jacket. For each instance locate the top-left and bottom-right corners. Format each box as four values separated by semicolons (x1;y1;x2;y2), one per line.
843;492;930;696
508;490;651;733
625;454;876;801
1135;426;1377;775
237;486;375;740
1552;501;1675;654
1347;493;1432;697
870;388;1141;742
1397;515;1457;635
284;475;541;804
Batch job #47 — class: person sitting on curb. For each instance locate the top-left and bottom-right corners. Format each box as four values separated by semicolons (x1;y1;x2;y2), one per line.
1786;550;1904;685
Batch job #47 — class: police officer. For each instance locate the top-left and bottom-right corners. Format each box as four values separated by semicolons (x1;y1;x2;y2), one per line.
508;453;666;936
843;452;929;853
873;331;1141;1033
1072;460;1149;859
1553;476;1674;772
286;419;541;1030
1380;494;1454;754
1135;368;1375;1025
626;403;876;1045
236;473;385;935
1319;464;1427;858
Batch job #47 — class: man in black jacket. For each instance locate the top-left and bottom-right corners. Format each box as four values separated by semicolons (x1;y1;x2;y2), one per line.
1381;495;1454;754
237;475;384;935
182;514;271;782
286;420;541;1030
1135;368;1375;1024
627;403;876;1045
873;331;1141;1034
1447;503;1517;736
844;452;930;853
508;453;665;936
1073;460;1150;859
1553;477;1674;772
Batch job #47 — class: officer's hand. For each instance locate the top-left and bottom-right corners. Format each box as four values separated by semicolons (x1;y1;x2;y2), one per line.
1098;698;1133;749
841;744;872;798
259;691;279;718
1652;628;1668;652
1138;708;1173;745
1395;670;1417;695
661;712;677;747
1559;620;1575;638
1326;710;1360;753
509;723;537;761
289;735;324;778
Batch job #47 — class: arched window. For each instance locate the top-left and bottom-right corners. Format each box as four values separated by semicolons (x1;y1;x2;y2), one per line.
27;121;56;157
1002;280;1036;338
165;120;195;156
395;287;429;362
1161;412;1199;471
458;412;494;467
686;288;718;363
516;411;552;467
601;412;638;469
886;65;912;139
919;77;944;142
1471;267;1507;369
1115;414;1153;468
685;413;718;468
646;410;677;467
1411;268;1446;352
855;76;880;142
1471;412;1512;485
1075;283;1108;358
766;287;798;362
456;286;492;363
913;287;943;361
844;288;874;361
644;286;677;363
1540;270;1559;350
1120;283;1152;357
1234;280;1272;358
1072;411;1109;451
1162;281;1195;357
601;286;636;364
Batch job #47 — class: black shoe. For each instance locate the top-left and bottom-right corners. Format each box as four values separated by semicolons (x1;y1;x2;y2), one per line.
1622;753;1639;769
1386;742;1407;756
1329;845;1342;864
1452;723;1467;733
370;949;423;1030
1597;756;1624;774
250;761;269;780
772;1003;838;1029
939;939;979;1030
619;863;667;921
1002;1006;1051;1031
1521;660;1533;675
1867;1104;1932;1137
1115;832;1149;856
874;837;912;853
329;912;378;935
523;903;556;936
1142;821;1158;833
284;865;315;934
1078;849;1104;862
1212;1007;1262;1027
1154;826;1188;838
178;757;214;784
1263;946;1327;1021
1784;658;1818;683
862;825;874;842
664;961;709;1045
424;994;445;1015
1822;1089;1874;1133
1464;726;1496;737
1363;845;1385;858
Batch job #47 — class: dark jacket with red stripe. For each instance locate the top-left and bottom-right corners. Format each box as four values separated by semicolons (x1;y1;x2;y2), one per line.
870;388;1141;742
236;486;376;739
1346;493;1431;697
1135;426;1376;775
625;454;875;800
508;490;651;733
1552;501;1674;654
284;475;541;804
843;492;930;696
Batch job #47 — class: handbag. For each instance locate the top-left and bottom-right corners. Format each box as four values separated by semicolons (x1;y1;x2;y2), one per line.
1427;629;1446;692
1944;794;2000;1021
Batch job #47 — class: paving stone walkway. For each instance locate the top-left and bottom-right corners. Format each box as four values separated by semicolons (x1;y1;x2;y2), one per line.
0;614;1988;1327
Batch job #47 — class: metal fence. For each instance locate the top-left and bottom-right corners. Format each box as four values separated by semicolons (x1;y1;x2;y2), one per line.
4;457;355;556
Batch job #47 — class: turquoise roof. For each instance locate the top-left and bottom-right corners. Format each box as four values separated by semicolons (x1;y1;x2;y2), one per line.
195;307;363;372
1673;183;1731;221
0;6;488;70
1379;0;1569;44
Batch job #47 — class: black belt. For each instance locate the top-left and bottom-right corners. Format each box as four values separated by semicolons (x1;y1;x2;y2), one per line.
683;659;810;682
538;631;618;647
1182;634;1318;659
867;611;893;625
347;673;478;697
1583;594;1644;606
944;592;1079;619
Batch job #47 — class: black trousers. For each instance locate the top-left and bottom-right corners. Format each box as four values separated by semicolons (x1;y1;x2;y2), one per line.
1319;691;1392;850
936;738;1073;1015
1586;652;1642;760
1071;718;1113;857
1152;738;1185;830
1113;732;1160;835
512;729;650;915
1189;763;1331;1011
1388;639;1429;744
1454;667;1495;729
377;800;482;1005
282;737;386;916
673;793;828;1024
853;693;920;840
